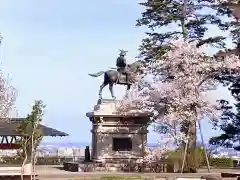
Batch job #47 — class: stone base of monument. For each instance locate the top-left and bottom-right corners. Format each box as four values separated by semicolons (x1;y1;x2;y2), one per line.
62;159;175;172
80;99;180;173
86;99;151;169
62;161;119;172
81;162;120;172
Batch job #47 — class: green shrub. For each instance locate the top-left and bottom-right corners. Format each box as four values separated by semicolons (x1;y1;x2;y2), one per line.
0;156;73;165
206;157;233;168
1;156;23;164
166;147;206;171
233;159;238;167
36;157;61;165
165;148;235;168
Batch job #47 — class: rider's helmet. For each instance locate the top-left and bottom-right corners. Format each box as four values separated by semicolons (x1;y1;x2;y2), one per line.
119;49;127;56
237;38;240;49
231;3;240;20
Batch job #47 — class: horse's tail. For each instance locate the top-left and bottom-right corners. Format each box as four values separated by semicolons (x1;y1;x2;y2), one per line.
88;71;105;77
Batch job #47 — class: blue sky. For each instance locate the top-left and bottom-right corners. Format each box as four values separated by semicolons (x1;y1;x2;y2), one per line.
0;0;235;144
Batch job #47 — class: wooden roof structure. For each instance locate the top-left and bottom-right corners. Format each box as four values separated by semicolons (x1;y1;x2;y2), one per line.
0;118;68;149
0;118;68;137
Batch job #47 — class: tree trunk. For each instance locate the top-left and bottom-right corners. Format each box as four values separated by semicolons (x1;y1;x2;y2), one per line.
181;0;188;40
25;147;32;173
21;143;32;177
184;119;197;173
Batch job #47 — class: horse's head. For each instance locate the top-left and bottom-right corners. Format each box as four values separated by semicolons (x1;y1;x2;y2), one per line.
125;60;146;84
215;48;240;59
128;60;146;74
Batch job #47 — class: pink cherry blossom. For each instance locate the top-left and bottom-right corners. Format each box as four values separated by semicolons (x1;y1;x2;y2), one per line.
118;39;240;157
0;71;17;120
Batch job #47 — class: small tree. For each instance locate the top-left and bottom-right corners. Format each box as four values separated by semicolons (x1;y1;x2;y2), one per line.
17;100;45;179
119;39;240;172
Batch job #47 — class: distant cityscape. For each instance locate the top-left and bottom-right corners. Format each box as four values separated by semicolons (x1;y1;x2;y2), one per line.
38;141;240;159
0;141;239;160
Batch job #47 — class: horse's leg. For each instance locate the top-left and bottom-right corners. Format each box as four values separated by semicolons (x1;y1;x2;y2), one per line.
127;84;131;91
109;83;116;100
99;72;111;99
98;83;107;99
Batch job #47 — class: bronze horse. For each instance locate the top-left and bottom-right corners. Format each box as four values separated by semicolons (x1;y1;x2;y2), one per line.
88;60;144;99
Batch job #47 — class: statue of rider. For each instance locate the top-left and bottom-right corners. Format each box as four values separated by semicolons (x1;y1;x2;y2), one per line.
237;38;240;50
237;39;240;57
116;50;129;83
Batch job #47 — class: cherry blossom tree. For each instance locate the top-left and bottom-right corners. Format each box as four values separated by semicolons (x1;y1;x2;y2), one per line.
0;70;17;120
119;39;240;172
0;36;17;120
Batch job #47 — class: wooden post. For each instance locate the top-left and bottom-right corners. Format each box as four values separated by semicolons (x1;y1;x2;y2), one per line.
198;119;210;172
181;135;189;173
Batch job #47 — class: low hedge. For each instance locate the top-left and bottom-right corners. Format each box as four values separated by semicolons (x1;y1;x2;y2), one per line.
206;157;234;168
166;148;238;168
201;157;238;168
0;155;238;169
233;159;238;167
0;156;73;165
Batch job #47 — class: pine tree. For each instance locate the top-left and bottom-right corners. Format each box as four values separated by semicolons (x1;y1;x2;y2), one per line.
137;0;228;61
215;1;240;46
210;2;240;149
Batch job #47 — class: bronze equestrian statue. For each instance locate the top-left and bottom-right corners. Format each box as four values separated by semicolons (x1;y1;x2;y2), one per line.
88;51;144;99
116;50;131;84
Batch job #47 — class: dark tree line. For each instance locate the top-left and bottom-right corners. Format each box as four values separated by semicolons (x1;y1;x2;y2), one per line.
136;0;239;172
209;3;240;151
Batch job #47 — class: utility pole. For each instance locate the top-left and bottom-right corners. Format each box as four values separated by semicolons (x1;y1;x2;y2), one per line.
0;34;3;44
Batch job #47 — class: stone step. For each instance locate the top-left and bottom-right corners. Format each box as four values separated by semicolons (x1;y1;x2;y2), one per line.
79;166;121;172
104;163;123;168
80;164;121;168
95;167;119;172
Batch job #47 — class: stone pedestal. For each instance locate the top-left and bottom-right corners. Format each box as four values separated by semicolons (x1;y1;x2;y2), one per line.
86;99;151;163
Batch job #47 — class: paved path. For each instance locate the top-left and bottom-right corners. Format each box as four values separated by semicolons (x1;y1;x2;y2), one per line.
35;165;240;179
0;165;238;179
